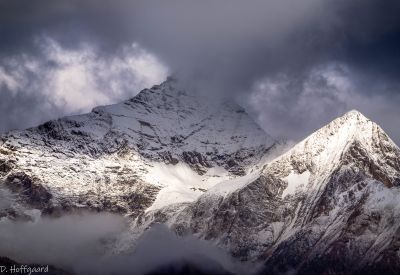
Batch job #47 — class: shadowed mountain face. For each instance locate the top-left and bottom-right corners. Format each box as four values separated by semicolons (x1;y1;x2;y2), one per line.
1;79;400;274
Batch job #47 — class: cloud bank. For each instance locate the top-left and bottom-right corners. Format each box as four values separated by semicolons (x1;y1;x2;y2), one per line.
0;212;251;275
0;0;399;142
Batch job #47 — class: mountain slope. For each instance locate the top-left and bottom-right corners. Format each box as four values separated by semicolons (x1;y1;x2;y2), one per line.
0;78;275;217
132;110;400;274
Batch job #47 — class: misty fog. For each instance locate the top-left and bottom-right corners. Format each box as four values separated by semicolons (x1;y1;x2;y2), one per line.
0;211;254;275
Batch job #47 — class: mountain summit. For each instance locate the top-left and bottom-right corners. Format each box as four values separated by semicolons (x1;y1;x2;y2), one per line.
0;78;275;217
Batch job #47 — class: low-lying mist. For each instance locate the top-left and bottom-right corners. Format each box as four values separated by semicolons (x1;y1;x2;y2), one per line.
0;211;127;273
0;210;256;275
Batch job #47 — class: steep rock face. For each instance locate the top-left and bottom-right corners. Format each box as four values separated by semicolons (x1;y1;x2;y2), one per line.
133;110;400;274
0;78;274;217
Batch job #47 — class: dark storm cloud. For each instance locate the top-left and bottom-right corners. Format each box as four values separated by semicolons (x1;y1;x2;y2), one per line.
0;0;399;142
1;0;398;85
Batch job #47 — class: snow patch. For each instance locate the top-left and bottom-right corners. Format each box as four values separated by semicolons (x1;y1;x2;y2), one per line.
208;171;261;197
146;163;230;211
281;170;310;198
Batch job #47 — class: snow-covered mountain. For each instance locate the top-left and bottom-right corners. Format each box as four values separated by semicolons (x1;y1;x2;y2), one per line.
132;110;400;274
2;77;400;274
0;77;275;218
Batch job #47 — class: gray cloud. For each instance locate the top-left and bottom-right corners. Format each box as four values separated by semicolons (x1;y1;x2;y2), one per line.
0;36;167;132
242;63;400;142
0;211;128;273
0;0;399;143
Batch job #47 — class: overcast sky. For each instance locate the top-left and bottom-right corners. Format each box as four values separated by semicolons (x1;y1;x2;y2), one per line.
0;0;399;144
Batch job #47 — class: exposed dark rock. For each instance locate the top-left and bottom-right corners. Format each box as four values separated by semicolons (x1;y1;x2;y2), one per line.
4;172;52;208
37;120;71;141
0;159;12;174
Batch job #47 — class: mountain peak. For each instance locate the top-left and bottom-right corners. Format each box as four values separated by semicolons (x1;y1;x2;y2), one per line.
318;109;376;143
336;109;370;125
266;108;399;180
342;109;366;119
344;109;362;116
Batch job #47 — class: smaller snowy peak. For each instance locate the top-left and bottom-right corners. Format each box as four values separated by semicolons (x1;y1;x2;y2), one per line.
259;109;400;190
317;109;399;155
278;110;396;161
340;109;368;120
316;109;372;139
326;109;371;135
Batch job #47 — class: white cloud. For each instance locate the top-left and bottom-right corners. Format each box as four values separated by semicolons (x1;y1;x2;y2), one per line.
0;37;169;114
0;67;21;94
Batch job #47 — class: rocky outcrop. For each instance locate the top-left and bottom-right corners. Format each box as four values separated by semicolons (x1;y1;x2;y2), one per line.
4;172;52;209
